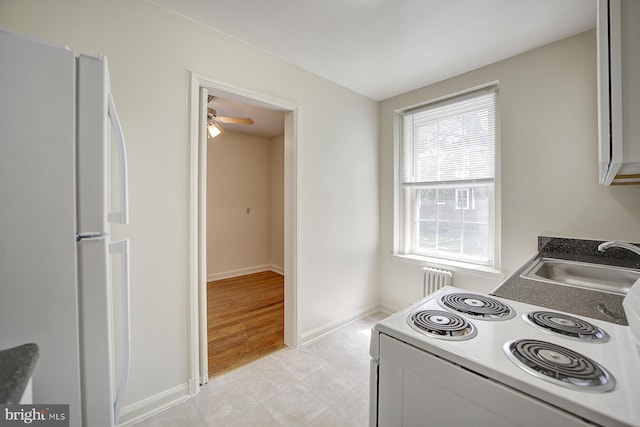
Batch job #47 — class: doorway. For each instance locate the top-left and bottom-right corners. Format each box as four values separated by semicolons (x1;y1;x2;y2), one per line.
187;72;298;391
205;95;286;376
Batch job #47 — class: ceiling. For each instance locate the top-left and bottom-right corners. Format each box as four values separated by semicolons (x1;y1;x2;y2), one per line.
207;96;285;138
151;0;596;102
155;0;596;138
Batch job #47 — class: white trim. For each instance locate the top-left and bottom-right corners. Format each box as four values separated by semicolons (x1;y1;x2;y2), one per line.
394;82;501;272
197;87;209;387
392;253;504;279
377;303;401;315
187;71;299;398
117;383;190;426
299;304;381;346
394;81;499;114
206;264;284;282
283;111;298;349
493;85;502;272
187;73;200;396
270;264;285;276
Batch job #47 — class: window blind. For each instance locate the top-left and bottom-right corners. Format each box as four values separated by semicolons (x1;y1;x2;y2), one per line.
401;88;496;185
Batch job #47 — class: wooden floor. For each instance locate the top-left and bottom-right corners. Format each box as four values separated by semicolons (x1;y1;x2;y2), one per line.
207;270;285;377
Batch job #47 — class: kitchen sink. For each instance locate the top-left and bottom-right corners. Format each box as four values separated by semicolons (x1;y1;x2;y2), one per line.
520;257;640;295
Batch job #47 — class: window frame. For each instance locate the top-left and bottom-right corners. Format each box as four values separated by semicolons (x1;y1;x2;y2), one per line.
394;83;501;274
455;188;470;210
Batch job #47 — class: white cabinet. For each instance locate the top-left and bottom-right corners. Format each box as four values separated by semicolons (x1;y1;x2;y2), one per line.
597;0;640;185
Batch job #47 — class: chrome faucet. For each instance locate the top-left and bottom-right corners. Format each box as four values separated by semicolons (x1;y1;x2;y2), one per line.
597;240;640;256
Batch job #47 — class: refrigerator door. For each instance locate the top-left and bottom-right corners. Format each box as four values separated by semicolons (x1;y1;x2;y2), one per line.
77;53;109;236
77;237;115;426
110;239;131;422
77;53;128;230
107;92;130;225
0;28;83;425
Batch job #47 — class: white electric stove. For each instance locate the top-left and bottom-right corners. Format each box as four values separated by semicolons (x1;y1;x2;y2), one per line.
370;285;640;427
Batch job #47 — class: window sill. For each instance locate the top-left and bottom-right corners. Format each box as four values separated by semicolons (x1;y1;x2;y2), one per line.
392;253;504;279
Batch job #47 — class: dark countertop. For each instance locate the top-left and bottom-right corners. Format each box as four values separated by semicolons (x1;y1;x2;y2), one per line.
491;236;640;325
0;343;39;404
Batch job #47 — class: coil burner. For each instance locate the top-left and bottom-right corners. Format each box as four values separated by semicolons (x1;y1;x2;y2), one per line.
408;310;477;340
524;311;610;343
439;293;515;320
504;339;615;392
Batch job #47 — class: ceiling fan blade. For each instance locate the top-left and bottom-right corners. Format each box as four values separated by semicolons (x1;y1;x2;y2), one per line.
218;116;254;125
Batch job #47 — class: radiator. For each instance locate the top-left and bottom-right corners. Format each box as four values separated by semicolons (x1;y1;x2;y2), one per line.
422;267;453;297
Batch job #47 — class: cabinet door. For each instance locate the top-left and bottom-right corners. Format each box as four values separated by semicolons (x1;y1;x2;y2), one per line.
377;334;591;427
598;0;640;185
597;0;623;185
619;0;640;180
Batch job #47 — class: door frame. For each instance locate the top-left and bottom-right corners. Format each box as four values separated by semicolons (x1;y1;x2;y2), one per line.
187;72;299;392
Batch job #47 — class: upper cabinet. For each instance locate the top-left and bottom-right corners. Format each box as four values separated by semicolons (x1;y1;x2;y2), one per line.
597;0;640;185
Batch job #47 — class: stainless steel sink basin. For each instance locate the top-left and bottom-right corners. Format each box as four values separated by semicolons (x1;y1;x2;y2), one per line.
520;257;640;295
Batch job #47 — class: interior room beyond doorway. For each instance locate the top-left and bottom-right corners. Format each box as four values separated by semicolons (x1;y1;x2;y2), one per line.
205;94;286;378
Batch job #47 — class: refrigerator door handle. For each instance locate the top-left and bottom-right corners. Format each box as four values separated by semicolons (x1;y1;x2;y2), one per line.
76;232;108;242
107;93;129;225
110;239;131;423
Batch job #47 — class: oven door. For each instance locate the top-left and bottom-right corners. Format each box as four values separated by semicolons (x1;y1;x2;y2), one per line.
377;334;593;427
370;358;378;427
369;327;380;427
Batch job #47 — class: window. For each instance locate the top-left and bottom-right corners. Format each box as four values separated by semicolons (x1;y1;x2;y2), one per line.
398;86;497;267
455;188;470;210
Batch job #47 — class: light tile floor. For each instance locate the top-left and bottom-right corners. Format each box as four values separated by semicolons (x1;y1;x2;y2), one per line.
133;312;387;427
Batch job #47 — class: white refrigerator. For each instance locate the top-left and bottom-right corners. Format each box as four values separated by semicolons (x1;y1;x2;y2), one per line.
0;28;131;426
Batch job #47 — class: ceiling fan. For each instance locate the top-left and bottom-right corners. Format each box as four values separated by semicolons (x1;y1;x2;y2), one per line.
207;95;254;138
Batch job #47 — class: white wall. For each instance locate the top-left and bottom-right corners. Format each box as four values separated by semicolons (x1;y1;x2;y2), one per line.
206;131;280;278
0;0;379;419
379;30;640;311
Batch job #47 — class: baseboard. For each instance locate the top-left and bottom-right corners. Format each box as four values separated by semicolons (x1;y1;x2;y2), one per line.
299;303;383;347
117;383;190;426
206;264;284;282
377;302;400;315
270;264;284;276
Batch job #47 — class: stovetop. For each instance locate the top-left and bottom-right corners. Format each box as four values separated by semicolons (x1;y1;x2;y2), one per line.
373;286;640;427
